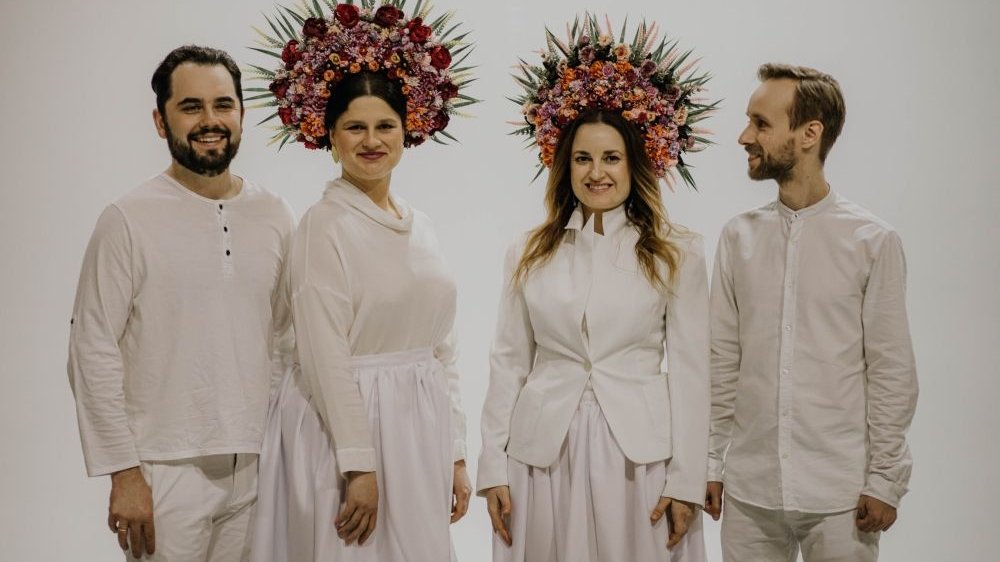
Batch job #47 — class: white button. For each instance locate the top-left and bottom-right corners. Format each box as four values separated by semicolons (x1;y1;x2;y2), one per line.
785;325;791;332
782;368;789;375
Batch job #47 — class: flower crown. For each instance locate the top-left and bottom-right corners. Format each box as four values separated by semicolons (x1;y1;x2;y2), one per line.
247;0;476;150
513;15;717;188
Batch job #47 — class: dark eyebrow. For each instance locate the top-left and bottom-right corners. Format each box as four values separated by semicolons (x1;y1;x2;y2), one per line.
602;150;624;156
214;96;237;105
176;98;203;106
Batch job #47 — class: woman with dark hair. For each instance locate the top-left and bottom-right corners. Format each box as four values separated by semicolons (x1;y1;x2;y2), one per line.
477;18;713;562
249;4;474;561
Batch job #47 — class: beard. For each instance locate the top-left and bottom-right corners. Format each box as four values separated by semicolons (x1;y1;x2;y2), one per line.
746;138;796;182
164;121;240;177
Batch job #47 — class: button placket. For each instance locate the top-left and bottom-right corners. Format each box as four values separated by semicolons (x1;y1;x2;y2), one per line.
777;218;802;507
218;203;234;277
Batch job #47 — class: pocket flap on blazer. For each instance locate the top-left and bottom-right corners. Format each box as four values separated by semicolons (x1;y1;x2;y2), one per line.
508;385;544;449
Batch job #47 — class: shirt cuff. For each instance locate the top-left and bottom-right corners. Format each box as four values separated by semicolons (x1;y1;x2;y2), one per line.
452;439;467;463
335;447;377;475
707;458;725;483
475;450;509;497
662;476;706;507
862;473;907;508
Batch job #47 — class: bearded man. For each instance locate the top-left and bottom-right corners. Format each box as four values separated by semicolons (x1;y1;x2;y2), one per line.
704;63;918;562
67;45;295;561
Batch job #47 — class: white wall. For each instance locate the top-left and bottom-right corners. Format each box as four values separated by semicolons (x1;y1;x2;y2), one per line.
1;0;997;560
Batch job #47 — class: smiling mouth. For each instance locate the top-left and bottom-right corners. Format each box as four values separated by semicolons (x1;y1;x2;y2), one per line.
585;183;613;194
359;152;386;161
190;132;228;147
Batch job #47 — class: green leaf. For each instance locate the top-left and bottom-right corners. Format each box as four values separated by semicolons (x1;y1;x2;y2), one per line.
245;92;276;101
256;112;280;126
248;46;283;59
264;14;289;43
437;129;458;142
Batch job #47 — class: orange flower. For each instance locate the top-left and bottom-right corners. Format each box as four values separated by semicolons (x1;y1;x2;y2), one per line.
402;85;412;94
328;53;342;65
323;69;335;82
349;62;362;73
368;60;379;71
299;114;325;138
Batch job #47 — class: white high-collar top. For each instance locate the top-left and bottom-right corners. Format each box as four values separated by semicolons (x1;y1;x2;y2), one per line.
709;190;918;512
68;174;296;477
477;204;711;505
288;178;466;474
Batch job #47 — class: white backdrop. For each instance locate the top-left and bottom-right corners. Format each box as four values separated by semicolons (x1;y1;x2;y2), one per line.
1;0;997;560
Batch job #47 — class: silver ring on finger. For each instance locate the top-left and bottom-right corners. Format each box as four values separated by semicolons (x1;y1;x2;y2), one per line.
117;524;129;533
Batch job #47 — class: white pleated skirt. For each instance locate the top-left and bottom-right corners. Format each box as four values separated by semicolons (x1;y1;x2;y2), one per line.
495;391;706;562
251;348;456;562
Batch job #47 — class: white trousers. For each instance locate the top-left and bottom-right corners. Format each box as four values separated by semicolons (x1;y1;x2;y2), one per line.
128;453;258;562
496;391;706;562
251;348;455;562
721;494;879;562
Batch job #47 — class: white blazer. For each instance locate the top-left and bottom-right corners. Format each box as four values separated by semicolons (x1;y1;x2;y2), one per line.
477;205;710;504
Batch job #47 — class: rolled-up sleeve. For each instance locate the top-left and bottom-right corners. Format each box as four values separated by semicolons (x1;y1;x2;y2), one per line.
861;231;918;507
662;235;711;505
67;205;139;477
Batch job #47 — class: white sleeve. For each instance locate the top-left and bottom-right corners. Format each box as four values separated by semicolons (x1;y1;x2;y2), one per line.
708;228;741;483
434;331;467;462
662;235;711;505
67;205;139;477
291;212;375;474
476;238;536;495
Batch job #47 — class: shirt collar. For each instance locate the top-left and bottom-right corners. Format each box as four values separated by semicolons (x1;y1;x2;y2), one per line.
777;187;837;221
324;177;413;232
564;203;628;236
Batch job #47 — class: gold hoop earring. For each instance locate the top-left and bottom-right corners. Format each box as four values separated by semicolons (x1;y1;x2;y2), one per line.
331;146;340;164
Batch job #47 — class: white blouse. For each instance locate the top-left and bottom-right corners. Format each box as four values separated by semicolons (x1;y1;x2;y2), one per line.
478;205;710;505
288;178;466;474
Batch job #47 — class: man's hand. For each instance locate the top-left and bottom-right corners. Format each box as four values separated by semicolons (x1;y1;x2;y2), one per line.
108;466;155;558
856;495;897;533
450;461;472;523
705;481;724;521
651;496;698;549
337;471;378;545
485;485;513;546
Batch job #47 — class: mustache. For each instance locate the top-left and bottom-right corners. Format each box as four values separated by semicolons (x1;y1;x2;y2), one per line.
745;145;763;157
188;126;231;141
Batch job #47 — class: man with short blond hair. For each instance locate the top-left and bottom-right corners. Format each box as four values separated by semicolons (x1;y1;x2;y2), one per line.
705;63;918;561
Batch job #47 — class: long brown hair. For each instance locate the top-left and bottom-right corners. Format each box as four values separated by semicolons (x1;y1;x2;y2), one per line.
513;110;684;291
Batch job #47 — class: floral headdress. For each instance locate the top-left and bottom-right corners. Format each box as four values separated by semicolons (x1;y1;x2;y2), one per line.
513;15;717;188
247;0;476;150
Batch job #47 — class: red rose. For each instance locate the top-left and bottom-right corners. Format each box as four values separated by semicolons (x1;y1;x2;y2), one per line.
374;5;404;27
281;40;302;69
278;106;293;125
302;17;327;38
432;112;450;131
269;79;290;99
334;4;360;27
406;17;432;43
303;140;319;150
429;45;451;69
439;81;459;100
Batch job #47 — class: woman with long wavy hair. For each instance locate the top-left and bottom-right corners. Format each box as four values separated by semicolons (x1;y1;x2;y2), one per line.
477;109;710;562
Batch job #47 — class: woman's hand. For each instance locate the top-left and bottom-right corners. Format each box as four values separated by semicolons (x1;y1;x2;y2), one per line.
337;471;378;545
651;496;698;549
450;461;472;523
485;485;513;546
